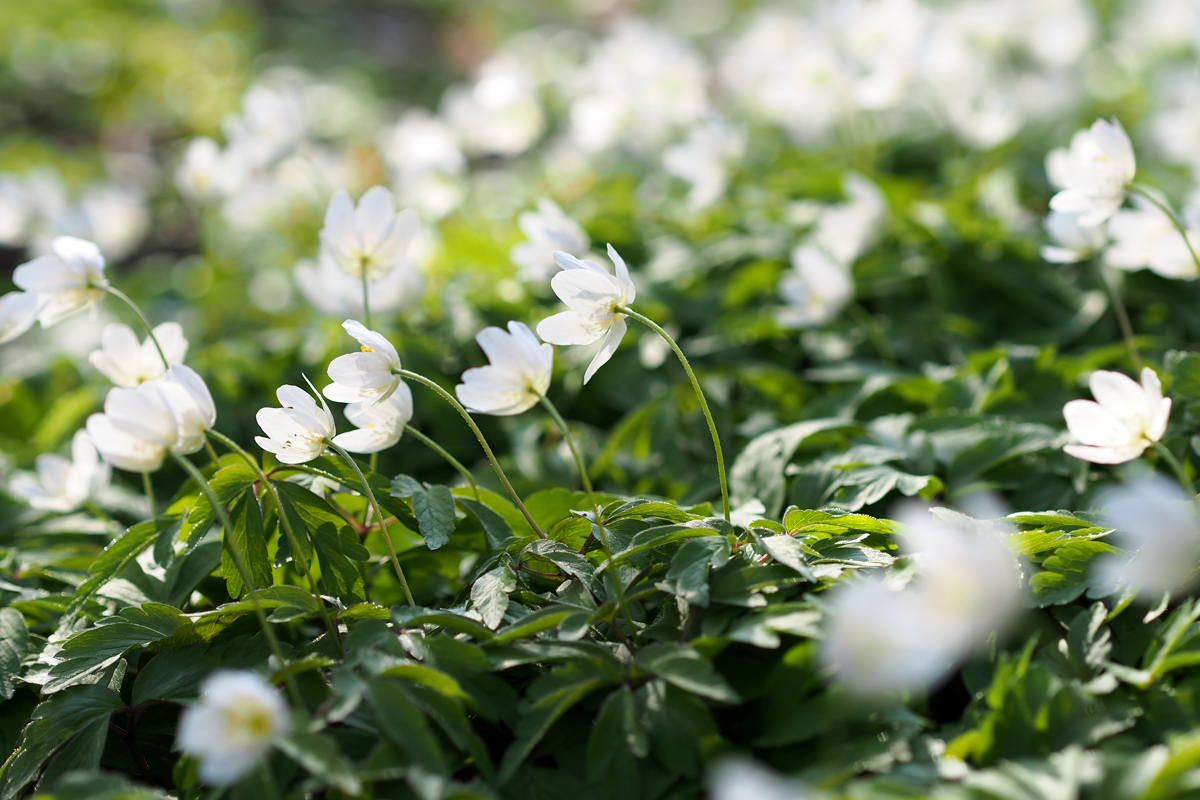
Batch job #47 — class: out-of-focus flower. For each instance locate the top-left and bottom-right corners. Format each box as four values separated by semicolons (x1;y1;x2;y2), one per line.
1047;118;1136;227
663;116;746;211
510;198;589;283
8;430;110;512
0;176;31;245
1063;368;1170;464
379;109;465;220
256;383;336;465
443;57;545;158
777;245;854;328
457;322;553;416
331;387;413;454
294;251;423;318
536;245;636;383
88;322;188;387
78;184;150;263
222;83;307;169
319;187;420;281
1098;476;1200;598
0;292;39;344
1104;193;1200;280
177;670;290;786
176;137;246;202
1041;211;1107;264
13;236;108;327
323;320;402;407
809;174;888;266
86;382;179;473
709;758;807;800
159;365;217;455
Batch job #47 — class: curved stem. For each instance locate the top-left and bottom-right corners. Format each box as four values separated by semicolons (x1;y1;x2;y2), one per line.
1130;184;1200;274
141;472;156;517
102;286;168;370
404;424;480;501
617;307;730;522
398;369;546;538
1096;263;1142;371
327;440;416;606
1154;441;1197;497
203;438;221;467
170;452;303;706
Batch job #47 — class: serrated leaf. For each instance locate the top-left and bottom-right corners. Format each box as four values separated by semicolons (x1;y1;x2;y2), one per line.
69;519;177;613
183;464;257;541
471;565;516;629
412;484;456;550
731;418;853;517
659;537;731;607
222;489;270;599
458;496;515;549
635;643;739;703
45;604;187;693
365;679;445;773
0;610;28;700
759;535;815;580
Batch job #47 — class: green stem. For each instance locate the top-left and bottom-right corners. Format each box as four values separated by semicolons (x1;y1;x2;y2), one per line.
141;472;156;517
360;266;372;331
1154;441;1197;497
102;285;168;370
617;307;730;522
207;430;345;658
203;438;221;467
1130;184;1200;274
404;424;480;501
327;440;416;606
170;451;303;706
1096;263;1142;372
398;369;546;538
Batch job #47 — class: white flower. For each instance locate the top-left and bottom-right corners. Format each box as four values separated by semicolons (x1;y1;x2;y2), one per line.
662;116;746;211
442;56;545;158
86;382;180;473
13;236;108;327
88;322;188;387
294;251;424;319
1047;118;1136;227
777;245;854;328
1104;193;1200;280
177;670;290;786
256;382;337;465
1098;477;1200;598
323;320;402;407
175;137;246;202
8;430;110;513
809;174;888;266
509;199;589;284
0;292;39;344
1041;211;1107;264
1063;368;1171;464
709;758;806;800
456;322;553;416
319;187;419;281
379;109;465;220
536;245;636;383
159;365;217;455
331;387;414;454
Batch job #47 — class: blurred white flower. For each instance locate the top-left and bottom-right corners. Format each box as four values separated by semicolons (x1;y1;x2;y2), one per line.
256;382;336;465
177;670;290;786
1047;118;1136;227
1104;193;1200;280
536;244;636;383
709;758;806;800
777;245;854;329
1063;368;1170;464
86;382;179;473
1041;211;1107;264
0;292;39;344
88;322;188;387
663;116;746;211
175;137;246;202
0;176;31;245
294;251;423;318
159;365;217;455
8;430;110;513
331;387;413;454
323;320;402;407
510;198;589;283
379;109;466;220
78;184;150;263
222;83;307;169
13;236;108;327
457;321;553;416
443;57;545;158
319;186;420;281
1098;476;1200;598
810;174;888;265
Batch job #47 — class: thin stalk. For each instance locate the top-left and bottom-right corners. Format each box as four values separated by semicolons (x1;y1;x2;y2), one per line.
327;440;416;606
617;307;730;522
540;395;639;644
1154;441;1197;497
170;452;303;706
142;473;156;517
102;285;168;369
1096;263;1142;371
404;424;479;500
203;438;221;467
361;267;372;330
398;369;545;538
207;430;345;658
1130;185;1200;274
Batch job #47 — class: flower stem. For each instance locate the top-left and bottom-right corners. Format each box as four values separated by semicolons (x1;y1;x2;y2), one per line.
170;451;303;706
617;306;730;522
1154;441;1197;497
360;268;372;331
102;285;169;370
327;440;416;606
404;424;480;501
142;472;156;517
203;437;221;467
398;369;546;538
1130;184;1200;274
1096;263;1142;372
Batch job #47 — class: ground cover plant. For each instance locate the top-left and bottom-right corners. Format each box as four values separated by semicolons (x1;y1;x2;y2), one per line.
8;0;1200;798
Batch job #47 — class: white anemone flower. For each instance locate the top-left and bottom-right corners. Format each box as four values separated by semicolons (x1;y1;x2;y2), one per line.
0;292;39;344
536;245;636;383
332;385;414;454
1047;118;1136;227
8;430;110;513
509;198;589;284
1098;476;1200;598
13;236;109;327
159;365;217;455
1063;368;1171;465
256;382;337;465
86;382;180;473
1104;193;1200;280
323;320;402;408
1041;211;1107;264
88;322;188;387
319;186;419;281
177;670;290;786
456;322;553;416
777;245;854;328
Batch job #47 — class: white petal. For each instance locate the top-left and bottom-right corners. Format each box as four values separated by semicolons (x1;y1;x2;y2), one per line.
550;269;622;320
0;292;38;344
536;311;606;346
607;243;636;304
583;316;626;383
1063;399;1136;448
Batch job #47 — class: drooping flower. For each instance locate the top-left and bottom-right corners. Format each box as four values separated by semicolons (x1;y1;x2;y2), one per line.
1040;211;1107;264
177;670;290;786
0;292;39;344
331;386;414;454
158;365;218;455
509;199;589;284
13;236;109;327
1097;476;1200;598
86;382;180;473
88;322;189;387
256;382;337;464
8;430;110;513
456;322;553;416
323;320;402;408
1063;368;1171;464
319;187;419;281
536;245;636;383
1047;118;1136;227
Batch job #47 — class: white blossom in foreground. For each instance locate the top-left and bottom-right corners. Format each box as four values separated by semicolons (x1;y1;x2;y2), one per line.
159;365;217;455
777;245;854;329
510;199;589;284
457;322;553;416
1063;368;1171;464
1098;477;1200;598
319;187;419;281
709;758;807;800
13;236;109;327
332;386;414;454
323;320;402;407
177;670;290;785
8;430;110;513
0;292;39;344
1040;212;1107;264
86;382;179;473
256;383;336;464
536;245;636;383
88;322;188;387
1047;118;1136;227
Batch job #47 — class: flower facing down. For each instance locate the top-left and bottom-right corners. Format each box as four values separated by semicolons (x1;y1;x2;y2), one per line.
536;245;636;383
456;321;553;416
1098;476;1200;598
86;382;180;473
13;236;109;327
159;365;217;454
319;186;419;281
1063;368;1171;464
323;320;402;408
177;670;290;785
256;383;336;464
9;430;110;513
1047;118;1136;227
88;322;189;387
332;386;414;454
0;292;38;344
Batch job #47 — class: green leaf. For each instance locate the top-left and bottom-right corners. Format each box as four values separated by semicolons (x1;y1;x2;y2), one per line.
365;679;445;773
602;500;698;525
413;485;457;550
277;730;362;795
458;496;515;549
45;604;187;693
471;564;516;629
635;643;740;703
730;418;853;517
183;464;257;541
68;519;177;613
492;606;580;646
660;537;731;607
641;680;716;778
393;608;496;642
222;489;271;599
525;540;595;590
829;465;943;512
602;518;733;572
758;535;816;580
0;610;28;700
586;687;645;799
131;637;270;705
